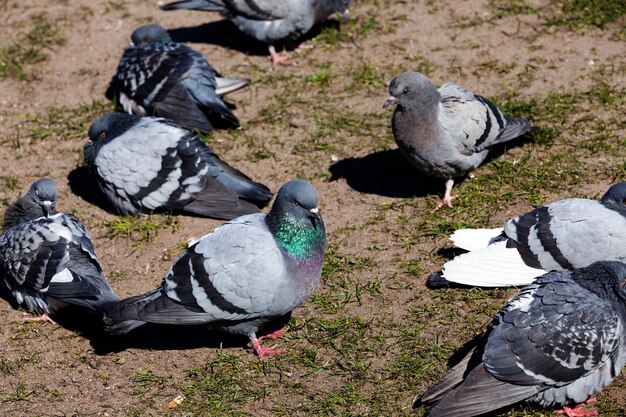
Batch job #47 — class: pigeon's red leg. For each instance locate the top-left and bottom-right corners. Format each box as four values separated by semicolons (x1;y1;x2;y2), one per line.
555;397;598;417
268;45;291;69
24;313;57;325
248;331;287;357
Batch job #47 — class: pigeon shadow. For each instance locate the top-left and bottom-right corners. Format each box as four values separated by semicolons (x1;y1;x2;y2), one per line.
67;166;119;215
167;19;340;57
329;149;442;198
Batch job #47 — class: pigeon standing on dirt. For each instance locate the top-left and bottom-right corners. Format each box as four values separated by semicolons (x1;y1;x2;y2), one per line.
160;0;352;68
383;71;533;210
104;180;326;357
0;179;119;323
428;182;626;288
106;23;250;134
84;113;272;220
418;261;626;417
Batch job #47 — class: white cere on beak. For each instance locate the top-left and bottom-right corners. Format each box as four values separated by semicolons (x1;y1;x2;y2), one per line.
309;207;319;214
43;201;52;208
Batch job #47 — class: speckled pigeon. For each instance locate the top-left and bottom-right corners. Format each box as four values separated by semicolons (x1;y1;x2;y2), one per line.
160;0;352;68
104;180;325;357
106;23;250;134
428;182;626;288
383;71;533;210
418;261;626;417
0;179;119;323
84;113;272;220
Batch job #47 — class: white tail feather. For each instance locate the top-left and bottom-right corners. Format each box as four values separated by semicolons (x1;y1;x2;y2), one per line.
442;241;543;287
215;77;251;96
449;228;504;251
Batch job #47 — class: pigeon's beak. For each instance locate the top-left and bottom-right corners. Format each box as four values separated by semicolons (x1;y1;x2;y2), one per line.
309;207;322;228
341;8;350;22
383;96;396;109
42;200;52;217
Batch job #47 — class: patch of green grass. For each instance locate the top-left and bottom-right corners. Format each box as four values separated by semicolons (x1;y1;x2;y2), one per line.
130;370;169;396
106;214;179;246
25;100;113;141
544;0;626;29
0;16;66;81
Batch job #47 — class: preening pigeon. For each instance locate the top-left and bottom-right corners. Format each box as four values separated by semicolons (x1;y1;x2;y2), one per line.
159;0;352;67
383;71;533;210
84;113;272;220
418;261;626;417
104;179;326;357
429;182;626;288
106;23;250;134
0;179;119;323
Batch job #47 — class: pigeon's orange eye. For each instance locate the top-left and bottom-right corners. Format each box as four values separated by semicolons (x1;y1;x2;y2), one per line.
294;200;301;207
98;132;107;139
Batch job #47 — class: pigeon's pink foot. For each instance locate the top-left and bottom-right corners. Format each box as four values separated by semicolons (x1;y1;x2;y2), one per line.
431;179;455;212
248;331;287;357
268;45;291;69
24;313;57;325
555;397;598;417
294;41;314;53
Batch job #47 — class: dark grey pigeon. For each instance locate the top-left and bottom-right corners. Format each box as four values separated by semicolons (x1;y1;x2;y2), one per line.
418;261;626;417
106;23;250;134
0;179;119;324
104;180;326;357
383;71;533;211
84;113;272;220
429;182;626;288
160;0;352;68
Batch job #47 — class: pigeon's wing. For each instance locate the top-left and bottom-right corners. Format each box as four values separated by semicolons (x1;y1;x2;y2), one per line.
180;51;241;126
427;276;622;416
108;43;213;133
438;83;531;154
487;276;621;385
504;198;626;271
161;0;295;20
107;214;285;328
162;215;284;321
0;214;117;313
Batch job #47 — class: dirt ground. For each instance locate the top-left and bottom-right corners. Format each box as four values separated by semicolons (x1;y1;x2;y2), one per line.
0;0;625;416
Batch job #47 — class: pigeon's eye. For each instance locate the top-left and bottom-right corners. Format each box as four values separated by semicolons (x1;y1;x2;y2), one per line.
294;200;302;207
98;131;107;139
403;87;409;94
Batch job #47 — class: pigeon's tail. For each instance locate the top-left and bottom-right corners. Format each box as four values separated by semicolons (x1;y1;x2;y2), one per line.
418;349;475;407
441;241;542;287
160;0;225;12
215;77;251;96
182;187;262;220
209;157;273;206
105;287;215;335
496;115;535;143
449;228;504;252
426;365;541;417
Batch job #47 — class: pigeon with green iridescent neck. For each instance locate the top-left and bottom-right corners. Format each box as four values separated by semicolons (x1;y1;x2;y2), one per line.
104;179;325;357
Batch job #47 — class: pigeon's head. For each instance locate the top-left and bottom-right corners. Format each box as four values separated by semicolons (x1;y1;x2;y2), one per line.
383;71;438;110
271;180;323;230
130;24;171;46
575;260;626;298
600;182;626;215
85;113;142;165
26;178;57;218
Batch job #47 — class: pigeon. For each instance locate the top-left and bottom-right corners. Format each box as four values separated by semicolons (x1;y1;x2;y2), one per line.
104;179;326;357
84;113;272;220
383;71;533;211
160;0;352;68
428;182;626;288
106;23;250;134
0;179;120;323
418;261;626;417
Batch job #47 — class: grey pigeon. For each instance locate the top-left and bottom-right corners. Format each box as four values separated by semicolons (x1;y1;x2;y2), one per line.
0;179;119;323
418;261;626;417
104;179;325;357
428;182;626;288
84;113;272;220
383;71;533;210
106;23;250;134
160;0;352;67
